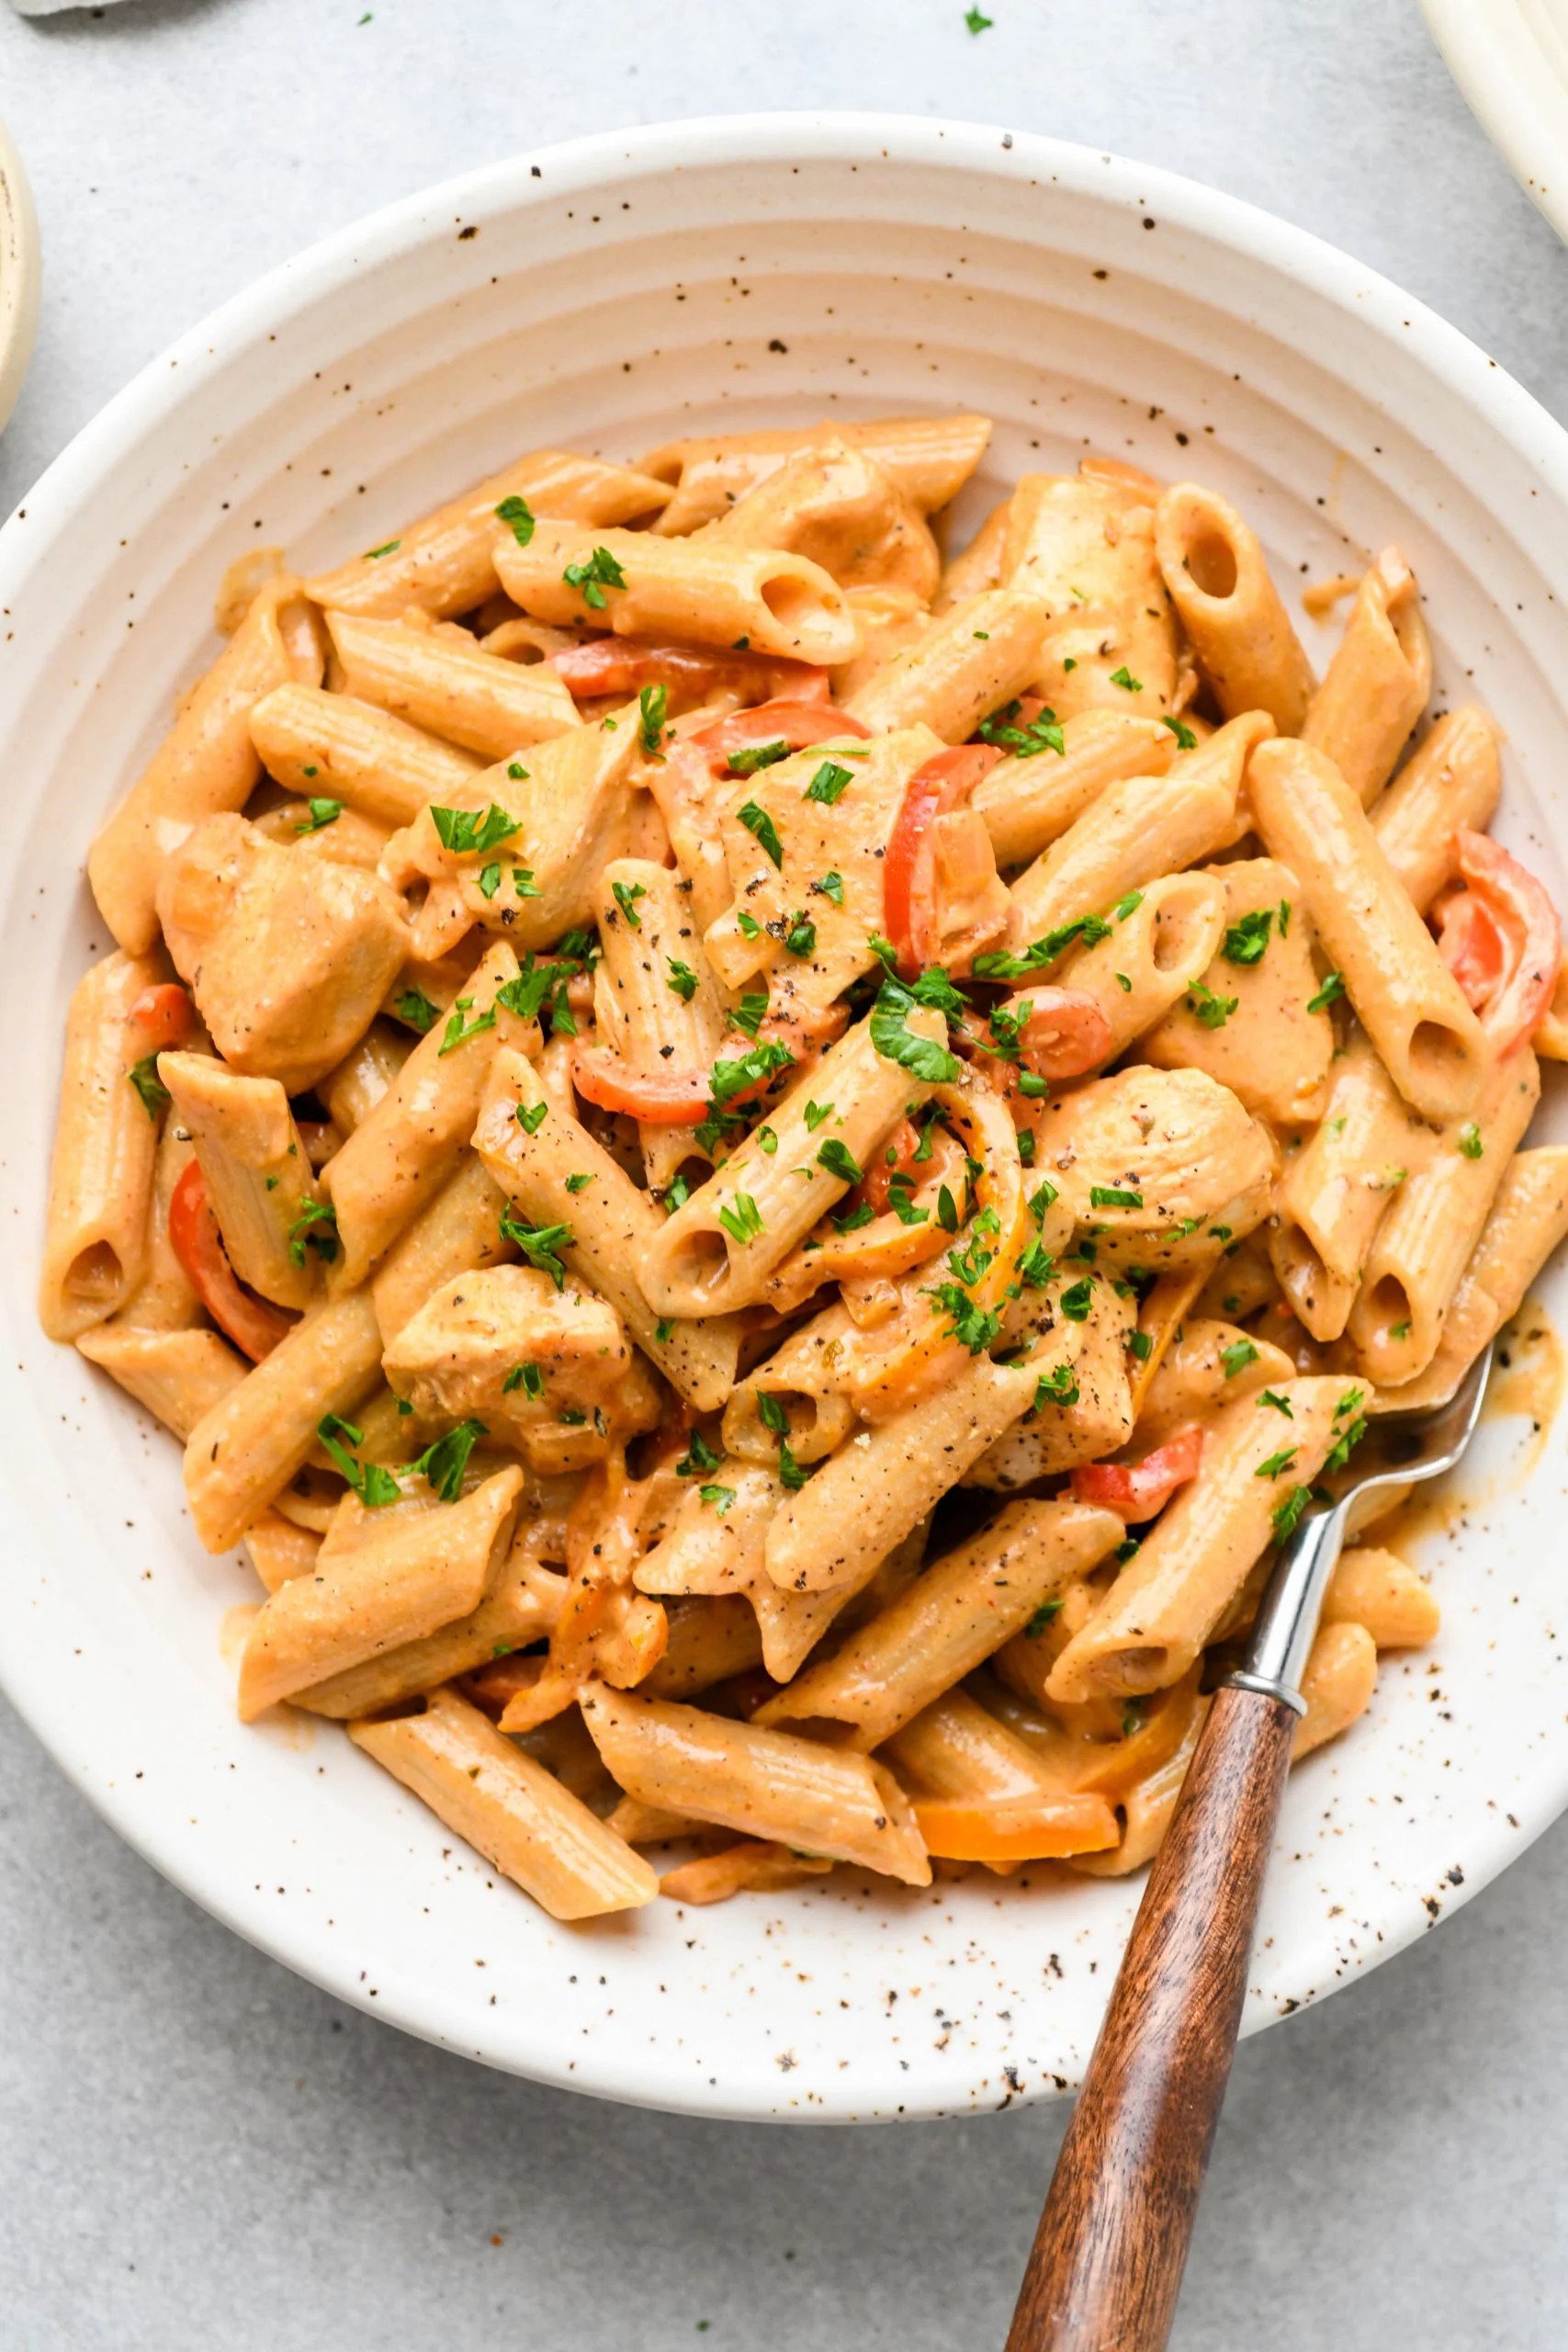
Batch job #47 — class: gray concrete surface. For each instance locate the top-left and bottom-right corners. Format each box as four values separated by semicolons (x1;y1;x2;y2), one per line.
3;2;1566;2344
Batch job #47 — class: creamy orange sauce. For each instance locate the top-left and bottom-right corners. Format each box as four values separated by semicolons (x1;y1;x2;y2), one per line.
1485;1302;1564;1445
1302;571;1359;619
217;1601;314;1746
219;1601;261;1668
1364;1304;1564;1556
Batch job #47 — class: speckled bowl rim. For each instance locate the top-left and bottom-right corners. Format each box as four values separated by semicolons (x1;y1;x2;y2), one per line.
5;112;1568;2120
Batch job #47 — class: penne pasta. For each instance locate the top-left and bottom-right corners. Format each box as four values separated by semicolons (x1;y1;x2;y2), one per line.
757;1498;1121;1748
580;1686;931;1884
971;707;1177;869
88;576;323;956
307;449;671;617
1154;482;1314;730
1247;737;1487;1121
1006;713;1269;949
842;588;1050;742
238;1465;524;1718
352;1685;658;1919
323;608;581;760
250;682;482;828
39;952;165;1340
1301;548;1432;808
182;1291;385;1553
1370;706;1502;913
494;521;856;667
642;413;992;537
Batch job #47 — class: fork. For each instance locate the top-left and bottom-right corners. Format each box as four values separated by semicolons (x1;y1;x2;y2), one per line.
1004;1343;1495;2352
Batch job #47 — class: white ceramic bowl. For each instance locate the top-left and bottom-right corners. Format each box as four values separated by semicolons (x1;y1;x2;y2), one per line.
4;115;1567;2123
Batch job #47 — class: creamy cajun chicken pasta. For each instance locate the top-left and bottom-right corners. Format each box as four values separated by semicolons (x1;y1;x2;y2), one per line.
41;418;1568;1921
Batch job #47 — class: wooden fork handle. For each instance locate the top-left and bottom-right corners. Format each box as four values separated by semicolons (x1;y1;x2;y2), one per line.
1005;1682;1298;2352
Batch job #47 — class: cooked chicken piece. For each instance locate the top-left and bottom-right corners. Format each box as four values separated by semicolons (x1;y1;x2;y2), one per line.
155;812;409;1094
382;1266;662;1473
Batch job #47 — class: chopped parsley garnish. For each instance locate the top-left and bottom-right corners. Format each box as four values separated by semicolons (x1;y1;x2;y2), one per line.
497;1207;571;1288
1015;1238;1055;1288
611;878;647;929
978;699;1065;758
1112;890;1144;922
515;1100;548;1135
1220;1339;1258;1378
1033;1364;1079;1408
128;1056;170;1119
662;1174;691;1215
430;802;522;856
1028;1181;1058;1222
409;1419;488;1503
676;1429;721;1479
886;1179;929;1227
1109;665;1142;692
778;1440;810;1491
294;796;344;833
1458;1121;1483;1159
805;759;853;805
1256;1447;1298;1480
317;1414;401;1509
505;1363;545;1399
817;1139;863;1185
728;740;791;778
495;493;536;547
830;1197;875;1235
1259;1389;1293;1416
439;998;497;1056
364;539;401;560
868;976;963;1084
1307;971;1347;1013
1271;1485;1312;1543
391;988;439;1035
1187;980;1237;1030
286;1198;339;1269
783;911;817;957
1222;908;1273;967
1128;1329;1153;1361
698;1483;737;1515
666;959;700;1002
816;870;845;906
1089;1185;1142;1209
716;1193;764;1246
562;545;627;610
930;1284;1002;1353
964;5;993;28
973;913;1112;980
729;991;770;1038
637;683;668;757
654;1317;675;1343
804;1100;833;1132
1059;1279;1095;1321
1162;716;1198;750
1324;1411;1368;1475
564;1171;592;1194
737;799;784;866
1025;1598;1064;1637
937;1184;960;1233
